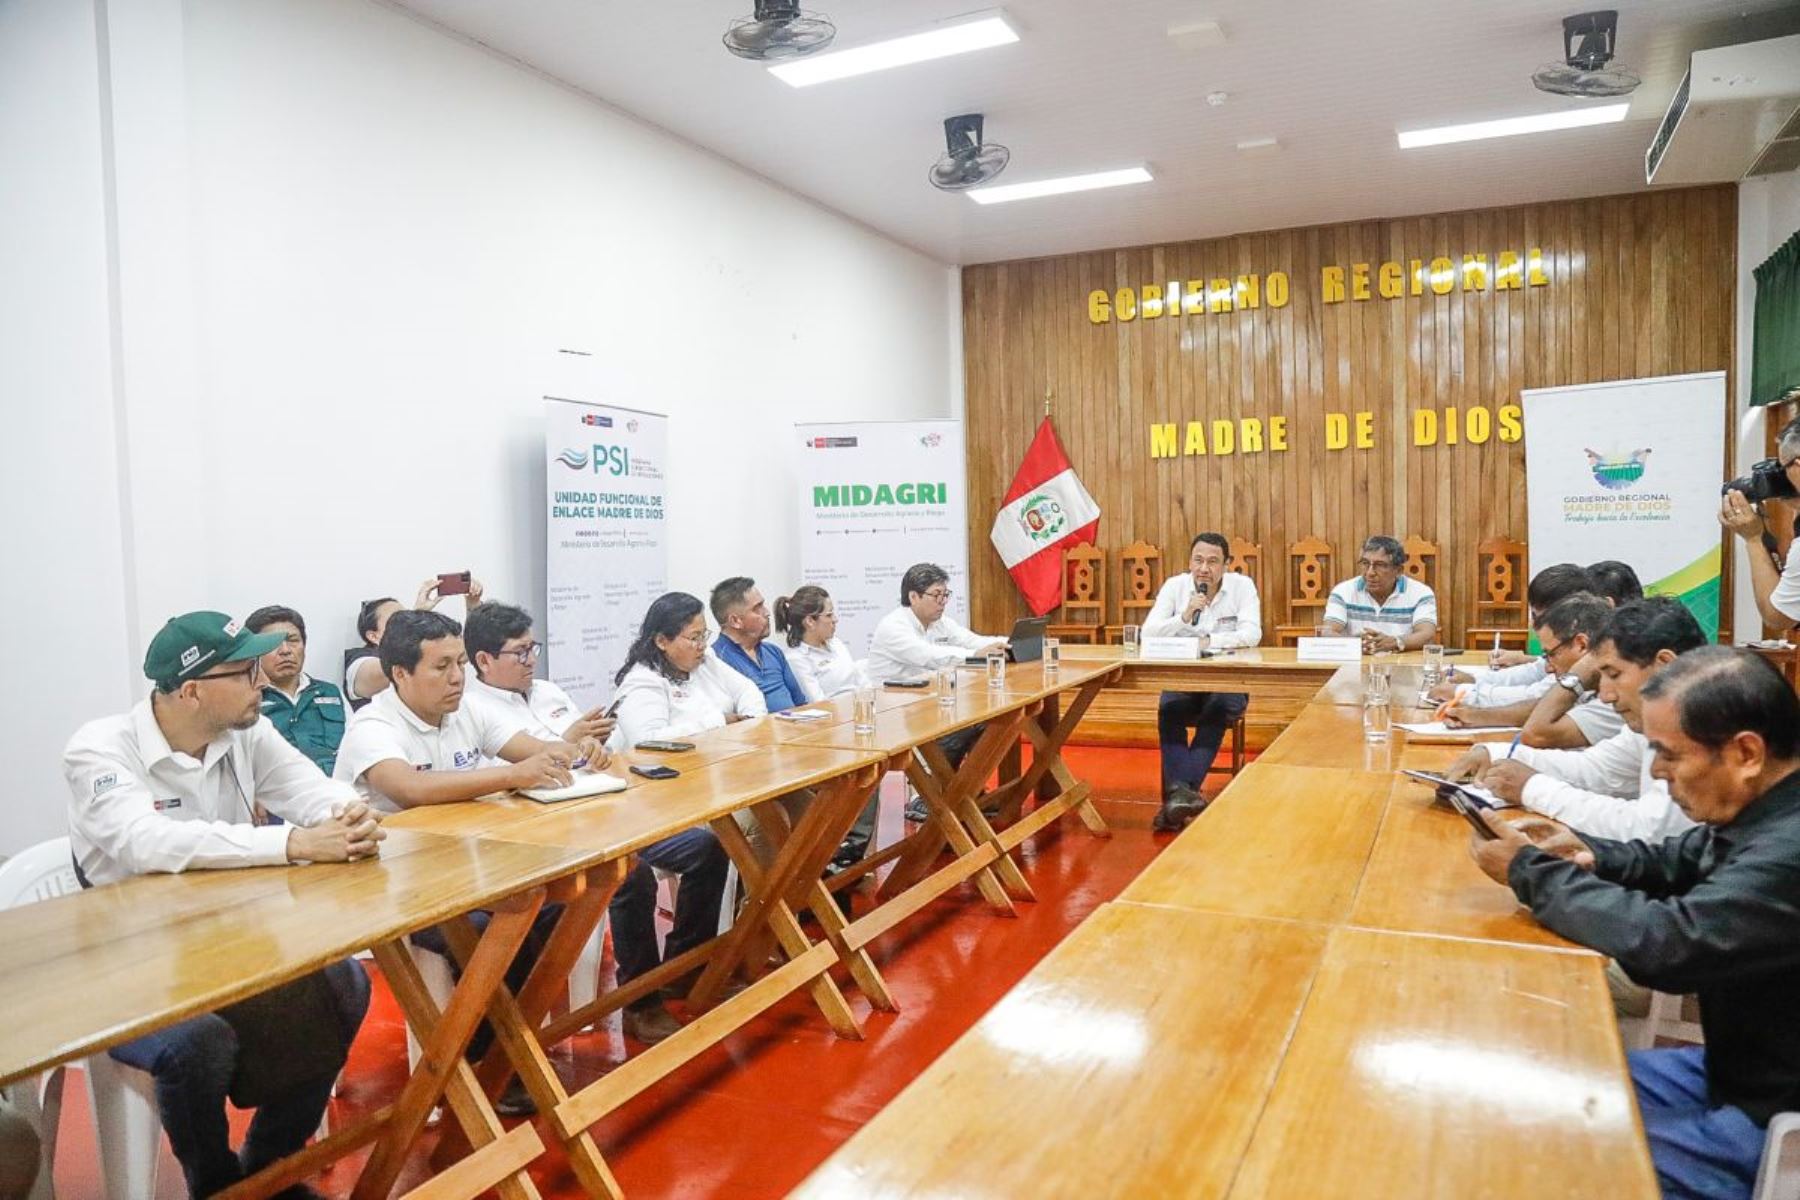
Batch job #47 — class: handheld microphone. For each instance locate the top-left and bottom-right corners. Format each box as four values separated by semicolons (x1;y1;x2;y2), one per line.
1191;581;1209;625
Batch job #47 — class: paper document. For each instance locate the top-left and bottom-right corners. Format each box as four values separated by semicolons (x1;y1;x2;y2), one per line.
521;771;629;803
773;709;832;722
1392;721;1521;740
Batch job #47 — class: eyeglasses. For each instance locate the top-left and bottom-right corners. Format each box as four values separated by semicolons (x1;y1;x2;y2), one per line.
1538;637;1569;661
679;630;709;647
922;588;952;601
496;642;541;663
195;661;261;684
1356;558;1397;571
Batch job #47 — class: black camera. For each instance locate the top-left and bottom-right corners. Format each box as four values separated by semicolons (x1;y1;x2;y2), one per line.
1722;458;1798;503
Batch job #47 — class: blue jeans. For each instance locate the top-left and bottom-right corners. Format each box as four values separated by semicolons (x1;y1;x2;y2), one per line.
609;828;729;1005
108;957;370;1199
409;903;564;1062
1157;691;1249;794
1630;1046;1765;1199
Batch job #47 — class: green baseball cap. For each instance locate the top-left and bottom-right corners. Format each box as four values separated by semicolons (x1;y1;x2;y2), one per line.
144;611;286;691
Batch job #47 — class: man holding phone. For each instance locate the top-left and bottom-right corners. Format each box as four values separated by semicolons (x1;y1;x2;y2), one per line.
461;601;616;756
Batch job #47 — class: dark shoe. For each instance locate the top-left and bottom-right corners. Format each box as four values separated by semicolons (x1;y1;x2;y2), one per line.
1152;784;1207;833
903;794;931;824
493;1077;537;1118
622;1003;683;1044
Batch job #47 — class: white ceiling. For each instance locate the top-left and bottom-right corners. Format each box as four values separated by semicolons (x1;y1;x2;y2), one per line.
388;0;1800;265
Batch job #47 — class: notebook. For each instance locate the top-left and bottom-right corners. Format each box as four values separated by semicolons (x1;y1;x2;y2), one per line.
520;771;629;804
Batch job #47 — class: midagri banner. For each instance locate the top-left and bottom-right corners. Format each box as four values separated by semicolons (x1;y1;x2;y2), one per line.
794;420;969;656
1523;372;1726;637
545;398;669;704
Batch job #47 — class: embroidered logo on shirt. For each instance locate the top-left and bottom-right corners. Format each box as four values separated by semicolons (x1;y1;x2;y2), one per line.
550;706;570;719
93;773;120;796
153;797;182;811
315;695;340;705
452;750;478;769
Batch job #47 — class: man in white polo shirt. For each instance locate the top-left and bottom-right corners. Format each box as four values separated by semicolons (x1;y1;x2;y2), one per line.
460;601;615;753
333;608;606;1115
63;610;384;1199
1142;532;1263;831
1320;534;1439;653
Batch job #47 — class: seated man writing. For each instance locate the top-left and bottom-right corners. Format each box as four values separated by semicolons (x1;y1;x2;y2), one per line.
1468;647;1800;1200
1430;562;1594;711
64;611;384;1198
1319;535;1437;653
1442;593;1621;744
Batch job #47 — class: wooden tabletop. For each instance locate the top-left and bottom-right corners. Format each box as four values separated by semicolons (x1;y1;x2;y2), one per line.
1228;926;1652;1199
0;829;598;1087
1117;764;1393;924
789;904;1330;1200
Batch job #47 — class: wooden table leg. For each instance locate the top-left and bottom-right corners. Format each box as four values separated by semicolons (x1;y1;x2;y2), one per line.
354;890;548;1200
878;710;1029;904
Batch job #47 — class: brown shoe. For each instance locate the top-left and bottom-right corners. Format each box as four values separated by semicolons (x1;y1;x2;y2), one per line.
622;1003;683;1044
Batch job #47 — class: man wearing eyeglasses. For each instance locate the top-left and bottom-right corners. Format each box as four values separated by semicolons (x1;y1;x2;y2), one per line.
1721;414;1800;634
864;563;1006;685
461;601;615;756
1442;593;1624;747
62;611;383;1199
246;604;346;777
1319;535;1438;653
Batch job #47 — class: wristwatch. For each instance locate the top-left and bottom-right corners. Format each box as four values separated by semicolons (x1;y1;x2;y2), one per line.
1555;672;1589;699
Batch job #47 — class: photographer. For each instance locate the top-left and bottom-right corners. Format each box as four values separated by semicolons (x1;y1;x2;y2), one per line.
1720;416;1800;634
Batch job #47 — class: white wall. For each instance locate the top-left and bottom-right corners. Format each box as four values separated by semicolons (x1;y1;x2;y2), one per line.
1732;174;1800;641
0;0;960;857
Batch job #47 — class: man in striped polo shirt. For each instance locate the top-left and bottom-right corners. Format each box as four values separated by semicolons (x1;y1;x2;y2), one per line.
1321;535;1440;653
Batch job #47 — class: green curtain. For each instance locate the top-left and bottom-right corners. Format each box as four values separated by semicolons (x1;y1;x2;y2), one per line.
1752;229;1800;407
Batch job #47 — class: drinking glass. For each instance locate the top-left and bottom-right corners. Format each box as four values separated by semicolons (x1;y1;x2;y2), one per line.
1122;625;1140;658
852;685;877;735
986;648;1007;690
1363;695;1392;744
1043;636;1061;677
936;665;958;707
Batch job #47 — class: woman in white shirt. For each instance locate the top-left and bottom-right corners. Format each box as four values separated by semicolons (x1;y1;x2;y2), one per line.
774;586;866;702
610;592;765;748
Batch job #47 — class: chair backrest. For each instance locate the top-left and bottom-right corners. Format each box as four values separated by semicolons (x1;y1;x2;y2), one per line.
1119;540;1161;616
1225;536;1262;595
0;837;80;910
1401;535;1439;587
1060;544;1105;617
1286;536;1333;620
1476;536;1529;616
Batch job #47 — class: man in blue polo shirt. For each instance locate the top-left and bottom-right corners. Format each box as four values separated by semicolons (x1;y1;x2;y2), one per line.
1321;534;1440;653
247;605;347;777
710;576;806;711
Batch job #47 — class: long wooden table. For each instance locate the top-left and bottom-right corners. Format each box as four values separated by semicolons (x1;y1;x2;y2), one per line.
792;646;1658;1198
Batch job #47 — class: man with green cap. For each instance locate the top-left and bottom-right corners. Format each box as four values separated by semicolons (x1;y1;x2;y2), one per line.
62;610;384;1199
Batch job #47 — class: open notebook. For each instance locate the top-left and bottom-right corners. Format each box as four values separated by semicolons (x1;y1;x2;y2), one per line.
520;771;629;804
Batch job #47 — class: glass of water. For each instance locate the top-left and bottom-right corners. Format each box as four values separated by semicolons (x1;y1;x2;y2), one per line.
852;685;877;735
1363;693;1392;744
1043;636;1061;678
986;647;1007;690
1122;625;1140;658
936;665;958;707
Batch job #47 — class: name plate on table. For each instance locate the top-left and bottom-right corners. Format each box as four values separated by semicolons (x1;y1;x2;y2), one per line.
1140;637;1201;660
1297;636;1363;662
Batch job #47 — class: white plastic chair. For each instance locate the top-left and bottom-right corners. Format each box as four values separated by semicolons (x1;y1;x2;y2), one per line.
1755;1112;1800;1200
0;838;162;1200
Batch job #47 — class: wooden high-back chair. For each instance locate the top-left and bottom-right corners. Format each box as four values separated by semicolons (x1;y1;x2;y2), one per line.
1470;536;1530;652
1274;536;1333;646
1225;535;1263;596
1401;535;1438;588
1105;540;1162;643
1046;543;1105;645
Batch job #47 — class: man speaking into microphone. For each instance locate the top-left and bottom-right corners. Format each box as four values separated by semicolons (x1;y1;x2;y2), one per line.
1142;532;1263;831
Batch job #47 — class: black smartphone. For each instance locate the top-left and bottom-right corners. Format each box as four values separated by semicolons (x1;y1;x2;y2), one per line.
437;570;472;597
635;739;694;752
630;764;680;780
1444;787;1500;839
1440;647;1466;656
883;680;930;689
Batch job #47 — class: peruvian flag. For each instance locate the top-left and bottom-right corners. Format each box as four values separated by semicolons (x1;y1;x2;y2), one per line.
989;418;1101;614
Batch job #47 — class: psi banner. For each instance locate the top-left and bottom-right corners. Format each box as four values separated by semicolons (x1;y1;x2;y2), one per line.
1522;372;1726;637
794;420;969;656
545;397;669;704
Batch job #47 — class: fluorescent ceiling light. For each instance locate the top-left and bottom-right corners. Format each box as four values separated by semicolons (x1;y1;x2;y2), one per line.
769;12;1017;87
1397;103;1630;148
968;166;1153;205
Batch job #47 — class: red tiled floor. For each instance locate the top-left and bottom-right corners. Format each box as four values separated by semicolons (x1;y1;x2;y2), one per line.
46;745;1198;1199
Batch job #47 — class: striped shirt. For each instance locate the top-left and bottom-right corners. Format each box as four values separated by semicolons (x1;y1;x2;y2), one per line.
1324;576;1438;640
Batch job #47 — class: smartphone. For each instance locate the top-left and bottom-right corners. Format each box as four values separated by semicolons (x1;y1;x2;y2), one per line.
437;571;472;597
630;764;680;780
1444;787;1501;839
883;680;930;689
635;739;694;753
1440;647;1466;656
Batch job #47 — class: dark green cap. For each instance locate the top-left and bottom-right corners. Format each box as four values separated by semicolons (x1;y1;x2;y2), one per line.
144;611;285;691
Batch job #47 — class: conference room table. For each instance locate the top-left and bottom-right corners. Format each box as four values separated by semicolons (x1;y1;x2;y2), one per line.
793;646;1660;1198
0;655;1122;1200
